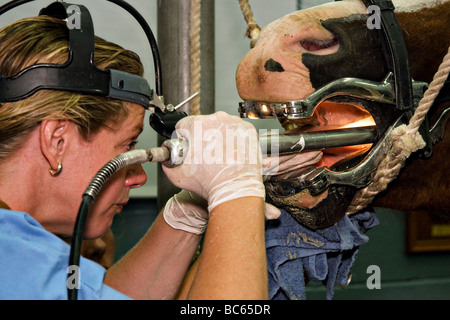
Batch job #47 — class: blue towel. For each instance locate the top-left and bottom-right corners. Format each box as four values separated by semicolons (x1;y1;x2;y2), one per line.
265;209;379;300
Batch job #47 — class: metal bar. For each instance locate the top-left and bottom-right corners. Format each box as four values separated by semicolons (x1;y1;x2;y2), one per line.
261;126;377;154
156;0;215;209
147;146;171;162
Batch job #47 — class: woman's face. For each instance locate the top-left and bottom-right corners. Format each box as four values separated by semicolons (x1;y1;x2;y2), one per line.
64;102;147;238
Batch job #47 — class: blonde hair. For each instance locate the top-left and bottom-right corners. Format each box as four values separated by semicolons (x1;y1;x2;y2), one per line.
0;16;144;160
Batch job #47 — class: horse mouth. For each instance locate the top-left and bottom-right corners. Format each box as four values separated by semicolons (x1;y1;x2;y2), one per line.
282;99;376;171
264;98;378;230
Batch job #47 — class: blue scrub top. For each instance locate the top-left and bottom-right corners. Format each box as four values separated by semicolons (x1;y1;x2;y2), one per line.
0;208;132;300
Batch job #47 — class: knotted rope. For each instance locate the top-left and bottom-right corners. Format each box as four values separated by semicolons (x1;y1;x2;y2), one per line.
346;46;450;215
238;0;261;48
189;0;202;115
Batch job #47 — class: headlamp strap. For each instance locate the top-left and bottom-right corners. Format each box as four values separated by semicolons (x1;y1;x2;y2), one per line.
40;2;95;73
0;2;152;108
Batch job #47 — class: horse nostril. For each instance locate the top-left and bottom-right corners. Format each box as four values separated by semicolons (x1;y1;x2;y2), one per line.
264;58;285;72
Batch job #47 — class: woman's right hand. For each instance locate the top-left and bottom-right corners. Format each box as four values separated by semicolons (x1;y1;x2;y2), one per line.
162;111;265;212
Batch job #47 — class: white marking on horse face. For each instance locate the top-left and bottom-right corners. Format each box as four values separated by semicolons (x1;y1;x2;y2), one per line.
392;0;450;12
236;1;367;102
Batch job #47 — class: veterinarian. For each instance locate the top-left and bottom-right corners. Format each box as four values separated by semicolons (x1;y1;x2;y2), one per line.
0;3;269;300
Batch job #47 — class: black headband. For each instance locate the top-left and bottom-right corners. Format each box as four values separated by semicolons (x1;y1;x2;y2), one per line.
0;2;153;108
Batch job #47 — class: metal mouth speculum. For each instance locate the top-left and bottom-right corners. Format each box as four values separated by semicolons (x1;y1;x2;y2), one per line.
238;73;428;121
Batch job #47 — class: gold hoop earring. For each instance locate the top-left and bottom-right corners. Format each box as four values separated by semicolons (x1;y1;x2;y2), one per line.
49;162;63;177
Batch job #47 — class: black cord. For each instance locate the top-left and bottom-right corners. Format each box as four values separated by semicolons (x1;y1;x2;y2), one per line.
68;151;138;300
106;0;163;97
0;0;34;15
68;194;93;300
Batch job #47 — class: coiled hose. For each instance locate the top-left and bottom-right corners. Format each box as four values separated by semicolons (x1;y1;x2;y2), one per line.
67;148;165;300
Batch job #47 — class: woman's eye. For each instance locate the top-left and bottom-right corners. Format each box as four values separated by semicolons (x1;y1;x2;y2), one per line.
126;140;138;151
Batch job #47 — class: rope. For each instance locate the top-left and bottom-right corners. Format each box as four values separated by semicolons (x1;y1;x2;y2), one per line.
188;0;202;262
346;46;450;215
238;0;261;48
189;0;201;115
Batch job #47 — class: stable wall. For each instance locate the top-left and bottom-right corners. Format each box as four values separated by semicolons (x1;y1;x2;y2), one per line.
306;208;450;300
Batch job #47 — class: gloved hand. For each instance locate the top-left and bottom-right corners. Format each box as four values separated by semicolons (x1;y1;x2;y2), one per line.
162;111;265;213
163;189;208;235
163;189;281;235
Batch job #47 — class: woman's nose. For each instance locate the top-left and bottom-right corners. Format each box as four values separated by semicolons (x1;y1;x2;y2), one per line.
125;164;147;189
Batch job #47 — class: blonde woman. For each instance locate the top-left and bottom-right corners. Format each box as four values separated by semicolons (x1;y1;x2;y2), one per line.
0;16;267;300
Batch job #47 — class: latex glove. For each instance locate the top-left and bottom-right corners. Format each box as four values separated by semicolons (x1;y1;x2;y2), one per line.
163;189;281;235
163;111;265;212
163;189;208;235
264;202;281;220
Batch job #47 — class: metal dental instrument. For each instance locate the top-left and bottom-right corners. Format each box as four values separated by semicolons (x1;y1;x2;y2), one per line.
83;139;188;199
157;92;200;113
84;125;378;199
265;116;405;197
174;92;199;111
84;125;378;200
148;93;199;139
260;126;378;154
238;74;428;120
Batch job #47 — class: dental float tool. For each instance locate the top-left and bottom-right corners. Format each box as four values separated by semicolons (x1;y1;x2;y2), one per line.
261;126;378;154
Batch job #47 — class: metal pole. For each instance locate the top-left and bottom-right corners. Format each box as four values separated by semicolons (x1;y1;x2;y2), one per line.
156;0;215;210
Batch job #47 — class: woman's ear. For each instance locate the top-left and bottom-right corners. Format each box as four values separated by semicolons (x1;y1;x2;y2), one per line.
40;119;70;173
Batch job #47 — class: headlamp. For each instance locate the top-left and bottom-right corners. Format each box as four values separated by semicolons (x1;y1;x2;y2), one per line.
0;1;152;107
0;0;187;139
